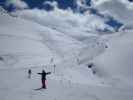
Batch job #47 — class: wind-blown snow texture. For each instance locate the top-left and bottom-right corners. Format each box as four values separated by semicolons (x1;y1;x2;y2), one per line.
0;1;133;99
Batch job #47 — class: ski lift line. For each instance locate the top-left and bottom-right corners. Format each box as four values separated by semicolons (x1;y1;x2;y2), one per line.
0;58;70;72
0;65;48;71
0;61;59;71
0;57;60;72
0;51;81;71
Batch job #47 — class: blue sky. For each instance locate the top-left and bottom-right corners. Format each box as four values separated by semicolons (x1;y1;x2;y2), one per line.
24;0;77;9
0;0;77;10
0;0;92;11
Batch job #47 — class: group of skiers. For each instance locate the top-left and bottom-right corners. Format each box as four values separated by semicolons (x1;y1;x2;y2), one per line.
28;69;51;89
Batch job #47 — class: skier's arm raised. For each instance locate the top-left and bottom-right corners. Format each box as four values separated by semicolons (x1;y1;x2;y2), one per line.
37;73;42;75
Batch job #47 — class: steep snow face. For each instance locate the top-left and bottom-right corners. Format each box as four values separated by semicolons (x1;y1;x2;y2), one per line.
0;12;57;67
93;32;133;84
0;9;88;68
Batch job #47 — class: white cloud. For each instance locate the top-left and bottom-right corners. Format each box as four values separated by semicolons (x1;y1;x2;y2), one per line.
11;7;113;34
120;0;133;10
91;0;133;10
43;1;58;9
76;0;91;12
91;0;111;7
6;0;28;10
91;0;133;24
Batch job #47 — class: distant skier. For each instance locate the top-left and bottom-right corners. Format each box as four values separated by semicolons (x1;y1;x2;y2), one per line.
88;63;94;68
37;70;51;89
28;69;32;79
50;58;54;63
87;63;96;74
53;64;56;73
77;58;80;65
0;56;3;61
105;44;108;48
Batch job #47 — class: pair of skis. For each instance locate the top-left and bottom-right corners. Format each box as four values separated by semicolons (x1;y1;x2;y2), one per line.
34;87;46;91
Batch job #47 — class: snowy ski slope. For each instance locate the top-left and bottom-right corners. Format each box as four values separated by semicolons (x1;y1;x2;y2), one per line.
0;7;133;100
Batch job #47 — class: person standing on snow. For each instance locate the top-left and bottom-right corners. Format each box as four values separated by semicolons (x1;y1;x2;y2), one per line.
37;70;51;89
28;69;32;79
87;63;96;74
